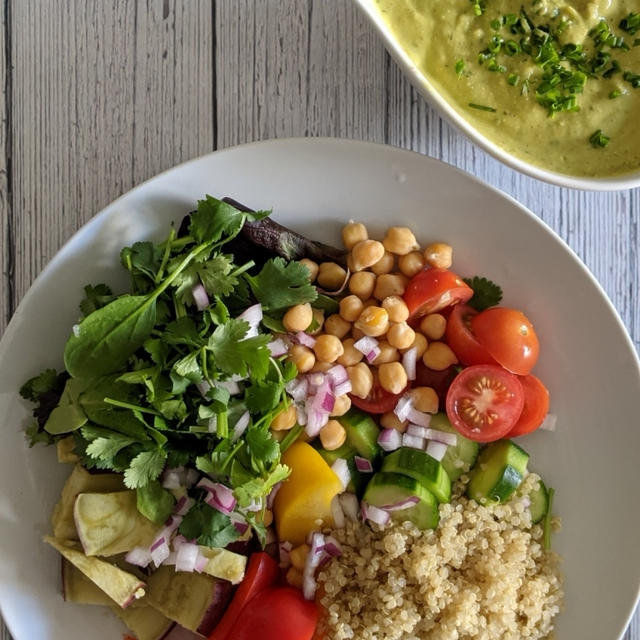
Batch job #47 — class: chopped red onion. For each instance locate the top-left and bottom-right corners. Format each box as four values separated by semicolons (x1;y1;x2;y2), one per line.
330;495;345;529
192;283;210;311
394;394;414;422
402;433;426;450
296;405;307;426
539;413;557;431
407;407;432;428
378;428;402;452
365;347;381;363
176;542;200;572
424;428;457;446
353;336;380;360
402;347;417;381
72;324;81;337
174;496;195;517
164;552;177;566
407;423;428;439
125;546;152;568
266;482;282;509
184;468;199;488
294;331;315;348
172;534;188;549
307;372;326;388
268;337;289;357
332;380;352;397
354;456;373;473
308;532;327;569
232;410;251;441
164;514;184;534
242;498;263;512
196;381;211;398
379;496;420;511
322;536;342;557
279;541;292;569
229;512;249;535
302;570;317;601
238;303;263;337
305;408;329;437
426;440;448;461
200;482;237;515
150;538;170;567
326;364;349;386
162;470;183;490
338;492;360;522
219;380;241;396
195;553;208;573
265;527;277;545
331;458;351;490
285;377;309;403
361;502;390;526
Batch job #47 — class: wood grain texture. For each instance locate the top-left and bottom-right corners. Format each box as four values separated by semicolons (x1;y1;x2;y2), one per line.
1;0;638;638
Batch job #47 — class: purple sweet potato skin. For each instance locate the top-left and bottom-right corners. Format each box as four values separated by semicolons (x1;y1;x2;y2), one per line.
195;580;236;636
161;624;206;640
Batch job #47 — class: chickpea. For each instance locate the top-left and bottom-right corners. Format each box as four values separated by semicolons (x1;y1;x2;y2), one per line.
420;313;447;340
422;341;458;371
351;240;385;271
354;306;389;337
330;394;352;417
320;419;347;451
372;341;399;365
382;227;419;255
310;361;333;373
288;344;315;373
337;338;364;366
348;271;376;300
290;544;311;571
342;221;368;249
400;332;428;358
382;295;410;323
371;251;395;275
387;322;416;350
313;334;344;363
362;297;378;309
378;362;408;394
307;307;325;335
351;327;365;341
300;258;319;282
347;362;374;399
317;262;348;290
339;295;364;322
286;567;304;589
374;273;406;300
380;411;409;433
270;405;297;431
424;242;453;269
398;251;426;278
410;386;439;414
324;313;351;339
283;302;313;333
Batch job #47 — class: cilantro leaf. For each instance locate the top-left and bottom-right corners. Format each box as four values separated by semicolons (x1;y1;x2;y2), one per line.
189;196;248;245
171;254;239;305
120;241;162;292
244;380;283;414
124;449;167;489
247;257;317;312
246;426;280;473
25;421;56;447
136;480;175;524
172;351;204;382
178;502;240;548
79;284;115;317
163;317;203;348
20;369;63;401
463;276;503;311
86;435;135;464
207;319;271;380
233;463;290;508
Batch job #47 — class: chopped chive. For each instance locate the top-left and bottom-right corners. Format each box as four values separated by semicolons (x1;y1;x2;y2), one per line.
507;73;520;86
504;39;521;55
543;487;555;550
620;12;640;36
623;71;640;88
490;18;501;30
634;38;640;47
609;89;622;99
589;129;610;147
468;102;497;112
455;59;465;77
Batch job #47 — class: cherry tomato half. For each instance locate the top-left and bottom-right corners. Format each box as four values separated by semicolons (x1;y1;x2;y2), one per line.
445;364;525;442
350;384;408;414
470;307;540;375
414;363;459;411
507;374;550;437
403;268;473;319
445;304;498;367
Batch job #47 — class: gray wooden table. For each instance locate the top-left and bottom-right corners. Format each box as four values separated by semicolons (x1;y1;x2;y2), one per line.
0;1;637;639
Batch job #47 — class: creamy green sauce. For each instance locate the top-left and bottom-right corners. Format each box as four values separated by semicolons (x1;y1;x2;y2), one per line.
372;0;640;177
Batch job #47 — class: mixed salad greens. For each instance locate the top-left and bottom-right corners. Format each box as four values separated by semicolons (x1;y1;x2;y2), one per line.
21;196;557;640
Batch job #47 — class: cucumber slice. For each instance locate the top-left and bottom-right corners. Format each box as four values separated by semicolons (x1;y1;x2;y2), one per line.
315;441;357;467
521;474;549;524
381;447;451;503
467;440;529;504
364;472;439;530
338;408;382;462
429;413;479;482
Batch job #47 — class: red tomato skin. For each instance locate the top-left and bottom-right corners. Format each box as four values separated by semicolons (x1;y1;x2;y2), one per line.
349;385;409;414
413;363;459;411
470;307;540;376
445;304;498;367
507;374;550;437
445;364;525;443
403;268;473;319
227;587;318;640
208;552;279;640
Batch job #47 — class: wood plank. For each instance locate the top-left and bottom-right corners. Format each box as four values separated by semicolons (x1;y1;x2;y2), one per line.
0;0;10;337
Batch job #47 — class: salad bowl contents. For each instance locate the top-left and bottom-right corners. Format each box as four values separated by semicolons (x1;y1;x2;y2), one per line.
1;139;639;640
20;195;562;639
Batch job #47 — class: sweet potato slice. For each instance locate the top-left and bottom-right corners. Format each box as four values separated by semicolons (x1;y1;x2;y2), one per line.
198;546;246;585
111;605;175;640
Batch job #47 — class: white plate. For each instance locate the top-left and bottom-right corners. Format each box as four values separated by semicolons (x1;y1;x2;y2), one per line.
0;138;638;639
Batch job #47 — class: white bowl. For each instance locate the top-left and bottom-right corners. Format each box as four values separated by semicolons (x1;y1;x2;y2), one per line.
0;139;639;639
354;0;640;191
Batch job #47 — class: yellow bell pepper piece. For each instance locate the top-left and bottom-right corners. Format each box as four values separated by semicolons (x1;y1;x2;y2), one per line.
273;441;343;546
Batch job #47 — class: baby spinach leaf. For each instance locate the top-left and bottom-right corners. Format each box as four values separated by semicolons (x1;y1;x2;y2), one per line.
44;378;91;435
136;480;175;524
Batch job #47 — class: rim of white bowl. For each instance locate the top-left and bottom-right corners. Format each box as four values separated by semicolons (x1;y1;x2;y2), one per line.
354;0;640;192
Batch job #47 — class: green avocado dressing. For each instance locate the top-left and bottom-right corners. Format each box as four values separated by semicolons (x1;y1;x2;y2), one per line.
372;0;640;177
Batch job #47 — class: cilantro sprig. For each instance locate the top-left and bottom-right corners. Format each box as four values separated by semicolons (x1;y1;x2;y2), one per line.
463;276;503;311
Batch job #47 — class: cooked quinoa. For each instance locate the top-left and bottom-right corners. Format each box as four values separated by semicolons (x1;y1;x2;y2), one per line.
317;473;563;640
